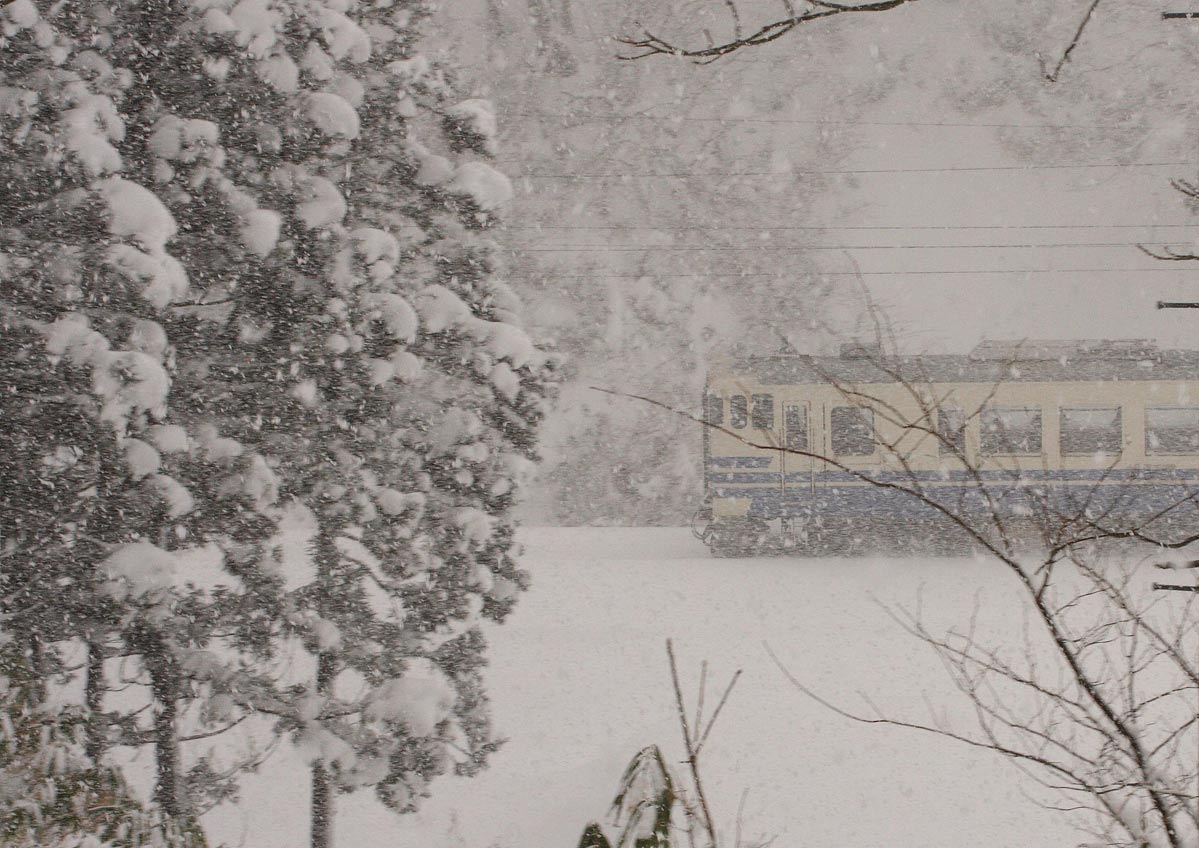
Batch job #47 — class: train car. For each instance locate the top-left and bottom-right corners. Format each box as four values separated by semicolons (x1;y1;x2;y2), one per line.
699;340;1199;556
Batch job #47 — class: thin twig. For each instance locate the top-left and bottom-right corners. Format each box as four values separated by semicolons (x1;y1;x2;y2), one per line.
667;639;719;848
616;0;917;62
1043;0;1103;82
724;0;744;40
696;669;742;757
734;788;749;848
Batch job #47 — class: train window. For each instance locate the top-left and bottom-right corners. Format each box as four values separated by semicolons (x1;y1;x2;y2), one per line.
980;408;1042;455
729;395;748;429
1146;408;1199;454
751;394;774;430
705;395;724;426
1061;408;1122;455
831;406;875;456
937;408;967;456
784;404;808;451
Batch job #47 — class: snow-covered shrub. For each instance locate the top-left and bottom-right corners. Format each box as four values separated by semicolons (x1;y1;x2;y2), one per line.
577;746;679;848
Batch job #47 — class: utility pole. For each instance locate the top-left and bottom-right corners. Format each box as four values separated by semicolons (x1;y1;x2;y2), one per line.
1153;15;1199;307
1146;561;1199;825
1153;11;1199;819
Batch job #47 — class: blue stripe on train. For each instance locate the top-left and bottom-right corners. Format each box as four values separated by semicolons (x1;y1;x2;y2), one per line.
705;456;774;468
710;478;1199;521
707;468;1199;485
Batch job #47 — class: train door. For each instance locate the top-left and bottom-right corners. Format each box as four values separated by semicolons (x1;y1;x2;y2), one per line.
783;402;811;459
782;402;811;536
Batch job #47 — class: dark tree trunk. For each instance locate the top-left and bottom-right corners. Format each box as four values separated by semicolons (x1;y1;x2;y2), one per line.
311;759;333;848
310;651;337;848
25;632;46;705
152;677;181;816
85;639;105;764
146;634;183;818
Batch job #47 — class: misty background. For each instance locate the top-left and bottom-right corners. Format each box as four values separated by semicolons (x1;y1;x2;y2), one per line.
430;0;1199;526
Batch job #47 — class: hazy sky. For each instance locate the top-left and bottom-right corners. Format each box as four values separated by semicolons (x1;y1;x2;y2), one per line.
448;0;1199;354
805;3;1199;352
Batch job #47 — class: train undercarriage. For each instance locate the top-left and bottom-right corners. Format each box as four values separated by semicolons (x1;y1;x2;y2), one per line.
699;514;980;558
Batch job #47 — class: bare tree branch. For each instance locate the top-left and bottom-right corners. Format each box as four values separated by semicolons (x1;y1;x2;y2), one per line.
724;0;744;40
668;639;719;847
616;0;919;63
1138;243;1199;262
1042;0;1104;82
695;668;742;756
599;326;1199;846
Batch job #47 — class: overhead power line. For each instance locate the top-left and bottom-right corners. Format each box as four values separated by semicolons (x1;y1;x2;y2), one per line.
511;111;1146;131
503;223;1199;232
511;241;1194;253
542;267;1199;280
516;161;1194;179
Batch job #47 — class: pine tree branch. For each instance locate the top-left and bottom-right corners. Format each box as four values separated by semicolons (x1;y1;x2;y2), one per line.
178;713;250;743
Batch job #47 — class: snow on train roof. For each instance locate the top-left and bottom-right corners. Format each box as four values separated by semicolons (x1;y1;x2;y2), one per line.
711;340;1199;385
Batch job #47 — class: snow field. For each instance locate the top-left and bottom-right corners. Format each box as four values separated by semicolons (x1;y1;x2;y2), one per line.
204;527;1077;848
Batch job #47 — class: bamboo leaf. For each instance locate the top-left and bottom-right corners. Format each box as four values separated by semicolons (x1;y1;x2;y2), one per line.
578;822;613;848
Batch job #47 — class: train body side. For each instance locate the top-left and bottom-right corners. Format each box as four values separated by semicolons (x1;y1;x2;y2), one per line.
702;351;1199;550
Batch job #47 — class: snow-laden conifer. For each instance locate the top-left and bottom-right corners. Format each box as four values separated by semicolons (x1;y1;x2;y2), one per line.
2;3;553;845
0;0;288;831
55;2;559;845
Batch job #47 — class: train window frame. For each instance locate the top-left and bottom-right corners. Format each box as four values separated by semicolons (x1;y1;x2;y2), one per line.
751;393;774;431
729;395;748;429
830;406;875;457
784;403;808;452
705;395;724;427
979;407;1043;456
1145;407;1199;455
937;408;968;457
1060;407;1122;456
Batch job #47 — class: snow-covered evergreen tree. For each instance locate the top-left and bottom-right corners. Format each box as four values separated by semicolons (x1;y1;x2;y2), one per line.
2;4;552;846
0;0;289;828
156;5;558;842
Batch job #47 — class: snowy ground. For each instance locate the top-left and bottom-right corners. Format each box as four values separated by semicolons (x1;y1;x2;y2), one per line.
202;527;1081;848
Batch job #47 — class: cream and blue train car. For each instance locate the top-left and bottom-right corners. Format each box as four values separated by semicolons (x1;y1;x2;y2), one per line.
700;341;1199;556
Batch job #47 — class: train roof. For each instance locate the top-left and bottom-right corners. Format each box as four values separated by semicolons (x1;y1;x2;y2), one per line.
709;340;1199;385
